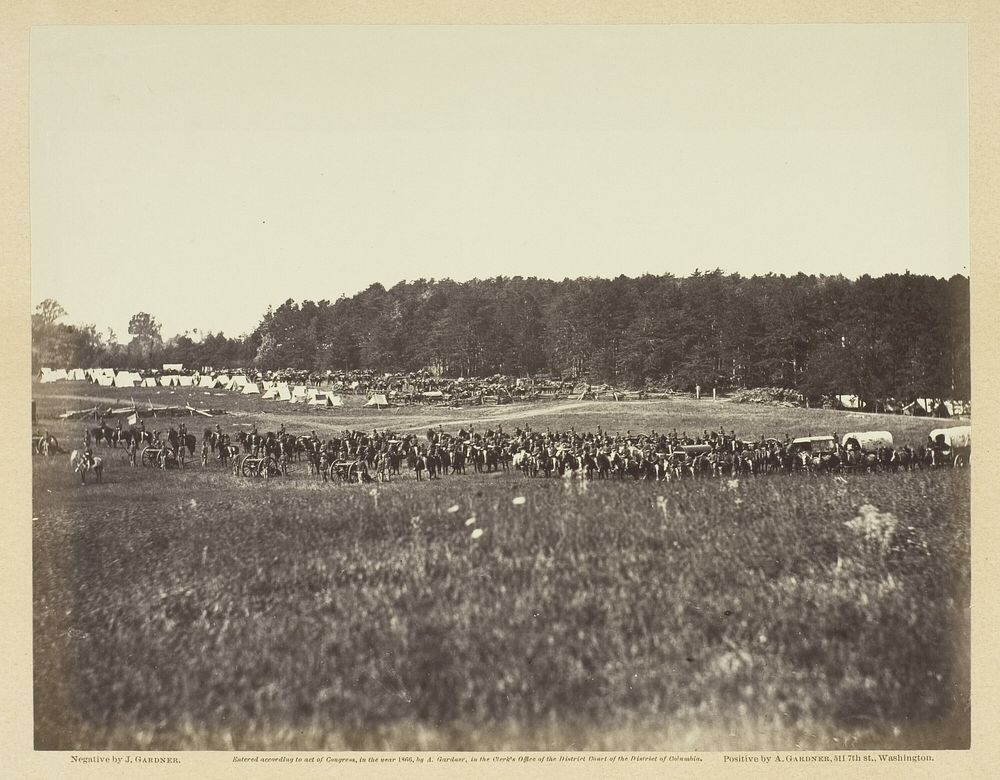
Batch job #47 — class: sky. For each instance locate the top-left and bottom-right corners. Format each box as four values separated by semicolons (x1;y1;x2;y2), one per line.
30;24;969;341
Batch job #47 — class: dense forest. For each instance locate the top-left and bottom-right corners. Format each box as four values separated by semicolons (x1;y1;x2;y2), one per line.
32;271;971;401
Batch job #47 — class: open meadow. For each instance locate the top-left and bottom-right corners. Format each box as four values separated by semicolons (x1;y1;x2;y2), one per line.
32;382;970;750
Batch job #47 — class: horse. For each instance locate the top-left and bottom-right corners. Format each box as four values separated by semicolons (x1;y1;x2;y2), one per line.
70;450;104;484
179;433;197;456
595;452;612;479
733;452;755;477
534;452;553;478
512;450;532;475
423;453;440;479
218;437;238;467
896;446;915;471
449;447;465;475
437;448;452;476
690;453;714;479
484;446;500;473
90;424;114;447
409;449;425;481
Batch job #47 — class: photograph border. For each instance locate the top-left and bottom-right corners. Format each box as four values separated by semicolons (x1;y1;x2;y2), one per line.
4;1;999;776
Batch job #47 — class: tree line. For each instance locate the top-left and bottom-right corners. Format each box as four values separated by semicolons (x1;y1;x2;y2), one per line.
32;270;970;401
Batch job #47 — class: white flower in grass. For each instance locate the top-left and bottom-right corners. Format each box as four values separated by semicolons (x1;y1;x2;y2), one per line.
726;479;740;491
512;496;526;505
465;516;477;526
471;528;485;540
446;504;460;513
845;503;898;554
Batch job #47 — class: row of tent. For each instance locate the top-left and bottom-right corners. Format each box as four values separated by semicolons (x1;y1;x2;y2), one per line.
39;367;86;383
834;394;970;418
259;382;346;407
38;367;396;409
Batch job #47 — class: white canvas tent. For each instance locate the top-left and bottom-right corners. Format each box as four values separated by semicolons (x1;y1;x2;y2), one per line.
226;375;248;391
114;371;140;388
242;382;261;395
902;397;937;416
276;383;292;401
936;400;969;418
177;375;194;387
39;368;67;383
307;393;334;407
68;368;86;381
198;374;216;388
162;363;184;372
364;393;390;408
141;377;158;387
97;373;115;387
262;386;279;400
835;394;862;410
215;374;231;388
329;394;344;407
160;375;180;387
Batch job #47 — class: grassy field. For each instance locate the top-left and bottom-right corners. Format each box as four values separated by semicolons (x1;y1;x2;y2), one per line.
31;382;970;750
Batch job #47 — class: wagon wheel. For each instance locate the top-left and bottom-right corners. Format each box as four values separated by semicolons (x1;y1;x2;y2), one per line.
954;453;967;468
141;446;157;467
240;455;257;477
261;455;280;478
257;455;281;479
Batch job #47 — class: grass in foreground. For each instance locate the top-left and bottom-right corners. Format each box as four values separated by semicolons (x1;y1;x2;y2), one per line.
33;456;970;751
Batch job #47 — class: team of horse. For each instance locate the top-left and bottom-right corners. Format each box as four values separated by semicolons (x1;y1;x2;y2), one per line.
48;420;955;486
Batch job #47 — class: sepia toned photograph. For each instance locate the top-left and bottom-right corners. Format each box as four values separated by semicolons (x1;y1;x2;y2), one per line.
29;23;971;753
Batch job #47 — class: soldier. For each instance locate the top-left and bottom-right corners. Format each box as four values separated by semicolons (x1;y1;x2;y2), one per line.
201;438;209;467
81;435;94;471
